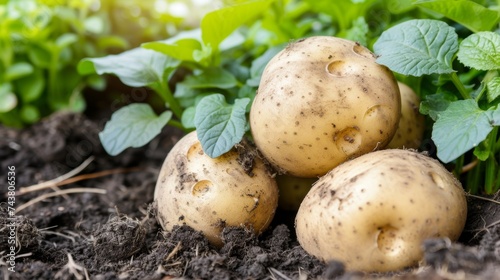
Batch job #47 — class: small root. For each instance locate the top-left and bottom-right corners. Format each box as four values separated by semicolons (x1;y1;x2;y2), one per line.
461;160;479;174
465;193;500;206
54;253;89;280
16;188;107;213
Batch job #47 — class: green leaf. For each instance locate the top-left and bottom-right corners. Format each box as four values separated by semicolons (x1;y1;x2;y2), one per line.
340;16;369;46
473;143;490;161
432;99;493;163
419;91;457;121
373;19;458;76
14;69;45;102
77;59;97;75
0;84;17;112
84;15;105;34
306;0;377;30
96;35;129;50
219;31;246;51
55;33;78;49
385;0;415;14
142;38;202;62
414;0;499;33
78;48;180;87
457;32;500;71
181;106;196;129
20;104;40;124
237;85;256;107
201;0;274;50
247;44;285;87
5;62;34;81
182;68;238;89
489;105;500;125
470;82;486;100
28;45;52;68
194;94;250;158
99;104;172;156
192;44;213;64
487;77;500;102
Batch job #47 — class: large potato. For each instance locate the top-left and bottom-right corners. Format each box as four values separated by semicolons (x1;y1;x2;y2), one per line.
154;131;279;246
295;149;467;272
386;82;425;149
250;36;401;177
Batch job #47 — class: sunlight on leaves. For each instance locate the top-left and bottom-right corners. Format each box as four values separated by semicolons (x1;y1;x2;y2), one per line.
142;38;202;62
414;0;499;33
201;0;274;50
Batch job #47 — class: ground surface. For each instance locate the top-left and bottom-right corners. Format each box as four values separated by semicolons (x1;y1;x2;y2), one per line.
1;111;500;280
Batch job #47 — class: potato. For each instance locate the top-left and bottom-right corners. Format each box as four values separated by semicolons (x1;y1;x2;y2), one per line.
295;149;467;272
154;131;279;247
386;82;425;149
276;175;316;211
250;36;401;177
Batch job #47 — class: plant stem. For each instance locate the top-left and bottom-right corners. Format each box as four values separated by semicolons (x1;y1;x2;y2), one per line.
466;158;481;194
450;72;471;100
495;168;500;193
167;119;186;130
485;127;499;194
48;47;60;109
485;155;497;194
153;81;183;120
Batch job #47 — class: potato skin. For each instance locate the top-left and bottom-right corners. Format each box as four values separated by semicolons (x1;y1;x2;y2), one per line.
295;149;467;272
250;36;401;177
154;131;279;247
386;82;425;149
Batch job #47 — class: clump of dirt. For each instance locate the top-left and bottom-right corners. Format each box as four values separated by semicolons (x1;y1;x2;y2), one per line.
0;207;41;253
235;140;259;176
421;236;500;279
1;111;500;280
92;213;148;262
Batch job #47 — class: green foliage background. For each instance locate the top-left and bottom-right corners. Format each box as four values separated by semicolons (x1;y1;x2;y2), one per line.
0;0;187;127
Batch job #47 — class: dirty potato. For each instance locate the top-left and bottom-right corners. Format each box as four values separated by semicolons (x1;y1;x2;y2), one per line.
250;36;401;177
154;131;279;247
386;82;425;149
295;149;467;272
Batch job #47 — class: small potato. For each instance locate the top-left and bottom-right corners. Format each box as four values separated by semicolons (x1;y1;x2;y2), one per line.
386;82;425;149
250;36;401;178
154;131;279;247
295;149;467;272
276;175;316;211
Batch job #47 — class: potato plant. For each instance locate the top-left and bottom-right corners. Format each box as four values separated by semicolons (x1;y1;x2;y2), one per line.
295;149;467;272
374;12;500;194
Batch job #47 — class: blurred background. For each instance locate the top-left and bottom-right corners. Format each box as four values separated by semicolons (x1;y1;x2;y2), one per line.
0;0;225;127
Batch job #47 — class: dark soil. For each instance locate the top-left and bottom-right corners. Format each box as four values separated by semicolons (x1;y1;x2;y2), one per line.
1;111;500;280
